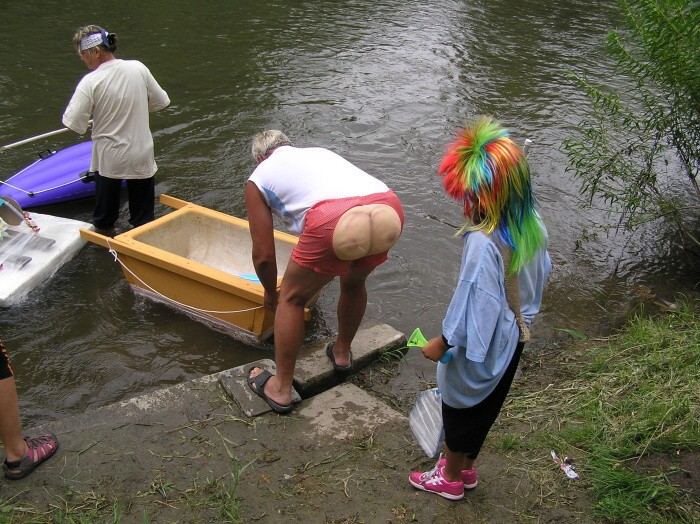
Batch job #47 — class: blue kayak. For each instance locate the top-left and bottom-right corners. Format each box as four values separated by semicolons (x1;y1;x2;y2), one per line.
1;142;94;208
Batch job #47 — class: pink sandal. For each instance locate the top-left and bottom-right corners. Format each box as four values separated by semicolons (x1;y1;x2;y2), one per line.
3;433;59;480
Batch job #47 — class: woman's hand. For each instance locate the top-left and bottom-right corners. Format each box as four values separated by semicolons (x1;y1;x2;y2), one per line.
263;289;279;311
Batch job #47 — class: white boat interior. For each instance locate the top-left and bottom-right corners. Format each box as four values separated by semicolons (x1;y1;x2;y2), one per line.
128;210;294;284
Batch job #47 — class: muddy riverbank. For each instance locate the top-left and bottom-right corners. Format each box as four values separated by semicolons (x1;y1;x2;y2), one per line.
0;322;596;523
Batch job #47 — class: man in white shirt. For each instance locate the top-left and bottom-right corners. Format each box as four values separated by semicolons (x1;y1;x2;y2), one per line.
63;25;170;230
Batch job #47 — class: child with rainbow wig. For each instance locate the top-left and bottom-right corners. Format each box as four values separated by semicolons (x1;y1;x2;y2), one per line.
409;117;551;500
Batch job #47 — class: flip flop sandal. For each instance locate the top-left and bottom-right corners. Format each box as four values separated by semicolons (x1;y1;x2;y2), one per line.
326;342;353;373
4;433;59;480
247;368;294;414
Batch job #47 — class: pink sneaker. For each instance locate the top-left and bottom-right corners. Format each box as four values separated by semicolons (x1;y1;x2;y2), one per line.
409;461;464;500
437;457;478;489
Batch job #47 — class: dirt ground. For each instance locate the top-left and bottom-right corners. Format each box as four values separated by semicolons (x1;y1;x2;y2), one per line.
3;335;696;523
200;347;601;524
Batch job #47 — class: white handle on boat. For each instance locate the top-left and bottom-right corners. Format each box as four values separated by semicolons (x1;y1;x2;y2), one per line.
1;120;93;151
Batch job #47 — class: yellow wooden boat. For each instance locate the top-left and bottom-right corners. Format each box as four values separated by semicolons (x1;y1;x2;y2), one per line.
80;195;311;346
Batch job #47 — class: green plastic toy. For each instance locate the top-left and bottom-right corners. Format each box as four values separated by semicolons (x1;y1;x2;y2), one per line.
407;327;428;348
407;327;452;363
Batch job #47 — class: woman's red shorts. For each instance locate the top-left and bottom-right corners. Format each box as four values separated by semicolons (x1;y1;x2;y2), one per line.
292;190;404;277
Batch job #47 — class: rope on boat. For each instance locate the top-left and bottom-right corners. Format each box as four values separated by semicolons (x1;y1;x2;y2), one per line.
1;144;97;197
106;239;265;315
0;158;44;195
0;175;87;197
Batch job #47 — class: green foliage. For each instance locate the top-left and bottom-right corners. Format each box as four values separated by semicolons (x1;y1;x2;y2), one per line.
564;0;700;249
378;345;407;363
553;327;588;340
589;464;679;523
503;297;700;522
562;300;700;458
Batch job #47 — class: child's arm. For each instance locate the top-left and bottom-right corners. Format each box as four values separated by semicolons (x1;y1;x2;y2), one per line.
421;336;451;363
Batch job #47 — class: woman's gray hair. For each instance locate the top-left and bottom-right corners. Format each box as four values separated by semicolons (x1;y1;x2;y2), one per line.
251;130;292;162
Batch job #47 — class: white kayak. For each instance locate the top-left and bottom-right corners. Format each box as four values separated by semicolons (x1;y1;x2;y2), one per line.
0;212;94;307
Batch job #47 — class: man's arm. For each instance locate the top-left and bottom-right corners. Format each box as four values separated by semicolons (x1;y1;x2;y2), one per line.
62;88;92;134
144;64;170;112
245;181;278;310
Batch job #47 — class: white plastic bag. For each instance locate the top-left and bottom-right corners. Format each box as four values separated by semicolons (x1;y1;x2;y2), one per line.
409;388;444;458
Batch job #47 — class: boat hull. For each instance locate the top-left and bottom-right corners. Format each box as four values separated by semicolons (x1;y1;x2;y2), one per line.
80;195;312;346
0;213;94;307
2;142;94;208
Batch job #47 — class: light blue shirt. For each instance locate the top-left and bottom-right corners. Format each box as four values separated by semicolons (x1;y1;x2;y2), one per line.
437;225;550;408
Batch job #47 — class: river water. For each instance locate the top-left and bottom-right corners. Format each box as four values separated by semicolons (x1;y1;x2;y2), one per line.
1;0;697;426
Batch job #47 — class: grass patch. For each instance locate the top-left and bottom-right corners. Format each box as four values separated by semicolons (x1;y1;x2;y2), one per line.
503;296;699;523
0;432;254;524
0;490;123;524
377;345;408;364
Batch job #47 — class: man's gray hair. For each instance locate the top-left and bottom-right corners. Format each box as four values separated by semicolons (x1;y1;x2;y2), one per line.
72;25;117;54
251;130;292;162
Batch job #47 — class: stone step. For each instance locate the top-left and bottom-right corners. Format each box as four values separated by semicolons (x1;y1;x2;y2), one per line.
219;323;407;416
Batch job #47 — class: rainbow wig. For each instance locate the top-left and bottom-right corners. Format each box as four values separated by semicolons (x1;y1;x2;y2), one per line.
438;116;545;274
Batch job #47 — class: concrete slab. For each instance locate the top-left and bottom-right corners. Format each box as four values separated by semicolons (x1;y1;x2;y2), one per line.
218;323;407;417
294;323;406;397
297;382;405;441
218;358;302;416
35;373;222;437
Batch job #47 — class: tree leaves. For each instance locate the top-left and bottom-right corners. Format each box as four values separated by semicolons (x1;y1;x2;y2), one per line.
564;0;699;250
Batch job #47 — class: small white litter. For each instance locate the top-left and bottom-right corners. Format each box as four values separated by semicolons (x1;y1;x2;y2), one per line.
551;450;579;479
